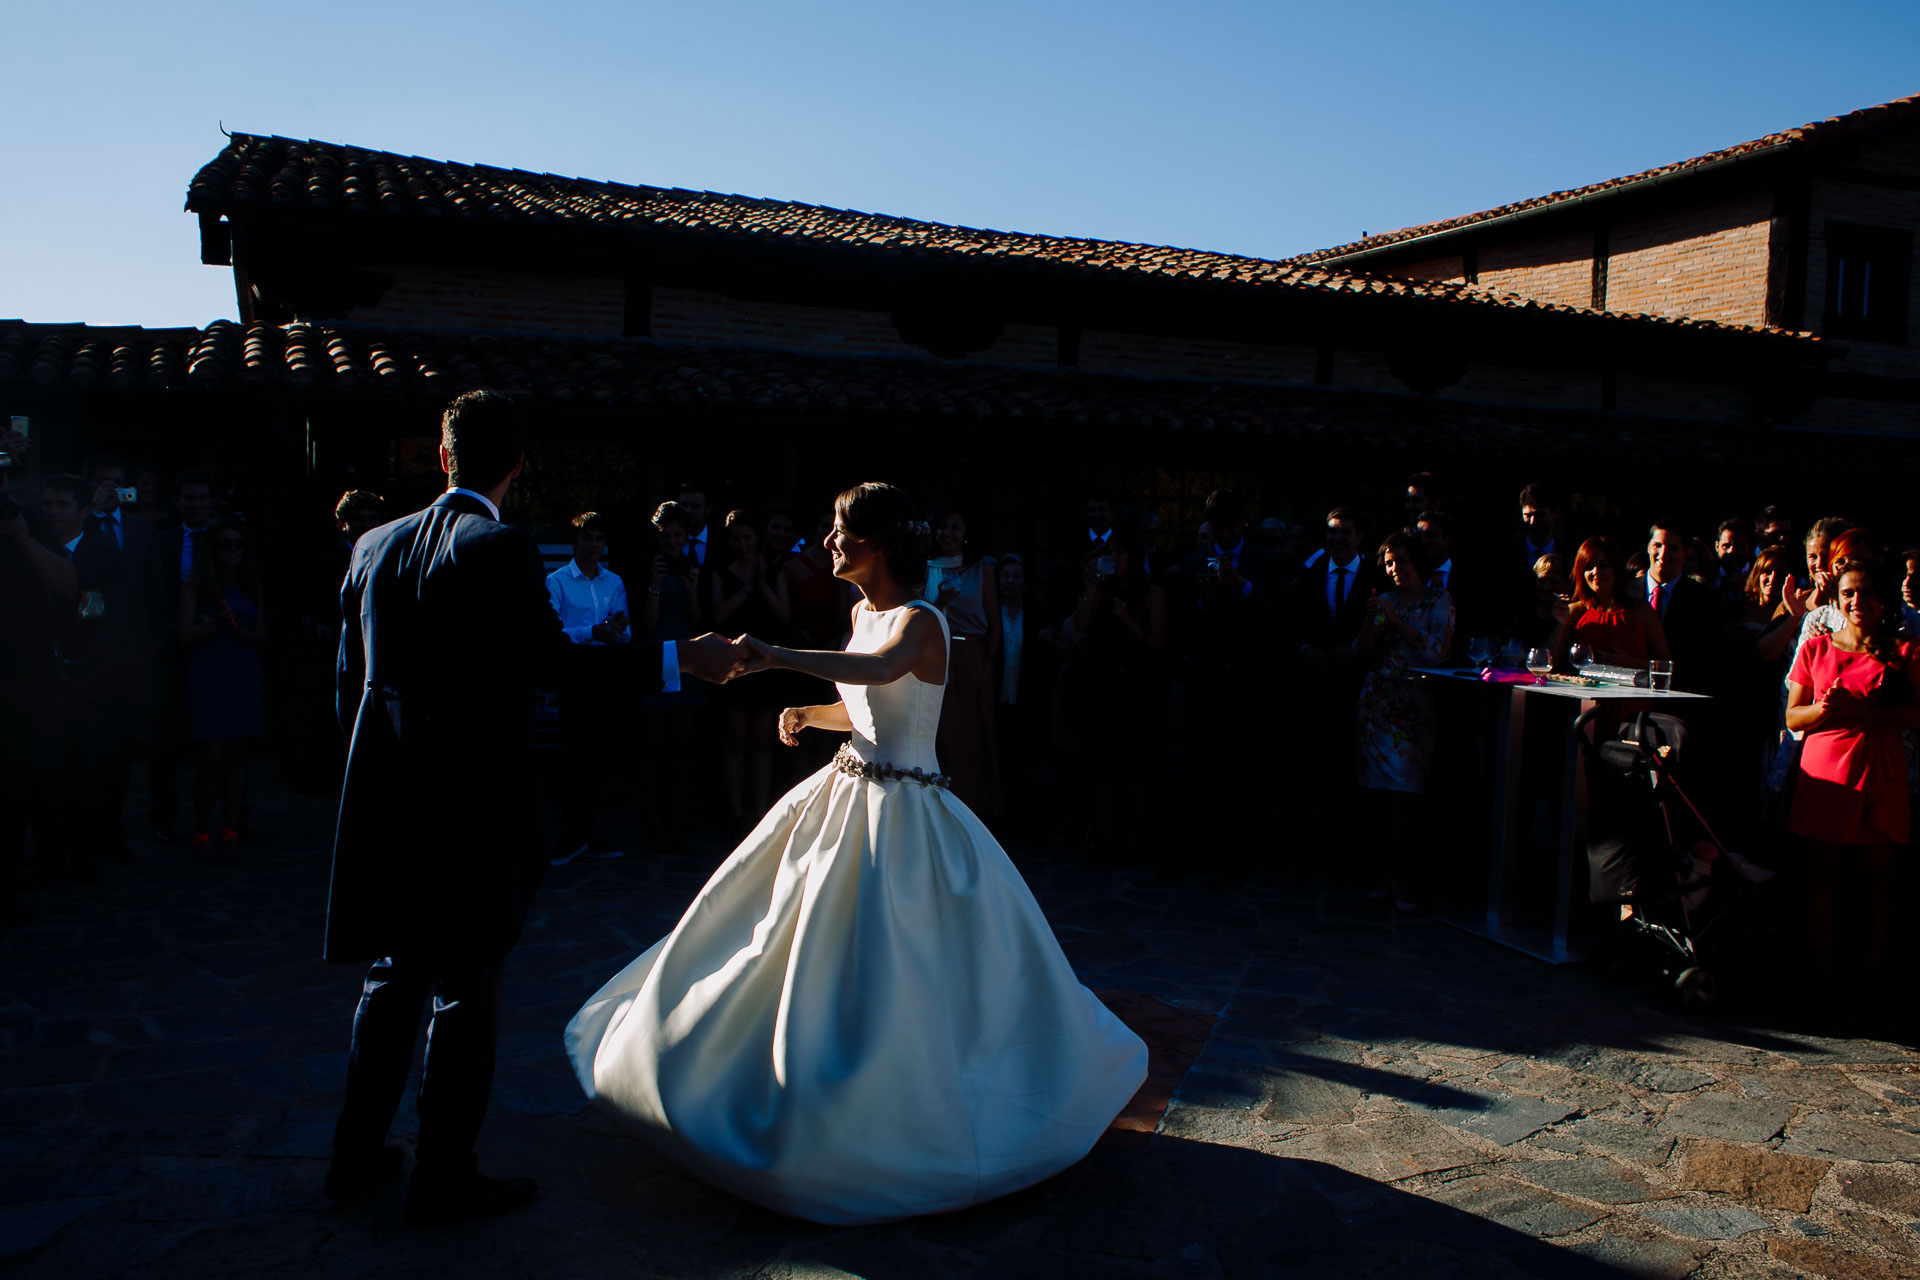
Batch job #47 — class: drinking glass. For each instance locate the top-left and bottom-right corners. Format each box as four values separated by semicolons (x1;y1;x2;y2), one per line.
1570;643;1594;673
1500;637;1525;670
1526;647;1554;678
1648;658;1673;692
1467;636;1495;670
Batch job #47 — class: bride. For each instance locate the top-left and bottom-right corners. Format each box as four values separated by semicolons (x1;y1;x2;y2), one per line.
565;482;1147;1225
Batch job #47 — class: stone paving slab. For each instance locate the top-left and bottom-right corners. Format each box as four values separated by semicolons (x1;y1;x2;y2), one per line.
6;764;1920;1276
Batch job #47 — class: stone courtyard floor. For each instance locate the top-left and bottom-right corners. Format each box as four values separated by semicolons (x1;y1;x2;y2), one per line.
6;765;1920;1278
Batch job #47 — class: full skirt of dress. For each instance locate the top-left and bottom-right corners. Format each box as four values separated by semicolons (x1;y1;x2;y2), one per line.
564;763;1148;1225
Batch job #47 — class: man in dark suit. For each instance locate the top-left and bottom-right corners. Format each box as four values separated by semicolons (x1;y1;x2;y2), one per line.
1414;509;1468;655
1636;520;1719;694
1291;506;1378;660
1288;507;1381;832
145;469;217;841
324;390;739;1226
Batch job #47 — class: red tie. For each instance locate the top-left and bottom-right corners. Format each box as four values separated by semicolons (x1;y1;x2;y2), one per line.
1652;582;1665;613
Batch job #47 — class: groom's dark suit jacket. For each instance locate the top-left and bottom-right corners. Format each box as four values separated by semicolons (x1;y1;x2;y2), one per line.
327;492;666;965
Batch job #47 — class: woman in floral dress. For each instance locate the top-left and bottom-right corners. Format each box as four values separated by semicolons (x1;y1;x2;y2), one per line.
1354;531;1455;911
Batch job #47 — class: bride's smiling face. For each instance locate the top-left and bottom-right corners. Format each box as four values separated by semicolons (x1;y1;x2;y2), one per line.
825;516;879;583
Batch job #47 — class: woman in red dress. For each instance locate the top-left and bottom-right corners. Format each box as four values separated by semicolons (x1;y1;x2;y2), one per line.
1556;536;1670;668
1785;558;1920;1008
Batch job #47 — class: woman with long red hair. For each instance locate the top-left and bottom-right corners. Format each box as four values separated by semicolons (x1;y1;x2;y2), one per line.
1557;536;1670;669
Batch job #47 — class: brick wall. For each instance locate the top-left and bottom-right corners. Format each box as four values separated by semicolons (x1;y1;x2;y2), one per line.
1478;228;1594;307
1606;194;1773;326
1804;175;1920;379
1077;331;1317;383
346;266;625;335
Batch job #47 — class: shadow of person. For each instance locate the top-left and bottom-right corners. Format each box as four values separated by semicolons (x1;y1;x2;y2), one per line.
721;1134;1664;1279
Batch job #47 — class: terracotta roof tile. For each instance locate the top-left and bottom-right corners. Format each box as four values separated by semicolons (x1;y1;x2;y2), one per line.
185;135;1813;341
1291;93;1920;265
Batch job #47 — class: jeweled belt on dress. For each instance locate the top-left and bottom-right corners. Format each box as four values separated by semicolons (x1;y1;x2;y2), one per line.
832;742;952;790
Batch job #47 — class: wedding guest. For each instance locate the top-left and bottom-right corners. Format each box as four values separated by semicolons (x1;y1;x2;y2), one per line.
1755;505;1794;550
1059;539;1165;862
546;512;629;865
1738;545;1799;811
35;474;110;881
0;470;75;922
1292;507;1376;661
1638;521;1717;691
763;504;800;564
1784;557;1920;1014
129;466;168;526
1404;471;1438;525
336;490;388;549
1355;531;1455;911
1711;517;1753;608
676;480;713;568
1766;518;1859;804
1514;553;1573;650
1173;490;1286;866
174;517;267;859
1516;482;1563;571
708;510;790;833
148;468;217;843
1414;509;1472;656
927;504;1001;818
640;501;705;849
1086;491;1117;554
1903;549;1920;615
80;456;158;851
1560;537;1669;668
783;510;848;649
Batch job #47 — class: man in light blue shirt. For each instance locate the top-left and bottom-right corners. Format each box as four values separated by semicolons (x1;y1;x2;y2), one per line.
545;512;627;865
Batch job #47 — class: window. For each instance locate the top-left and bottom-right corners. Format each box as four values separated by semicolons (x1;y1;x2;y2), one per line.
1823;221;1913;343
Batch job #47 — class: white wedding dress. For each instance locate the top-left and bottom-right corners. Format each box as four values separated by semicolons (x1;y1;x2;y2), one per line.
565;600;1147;1225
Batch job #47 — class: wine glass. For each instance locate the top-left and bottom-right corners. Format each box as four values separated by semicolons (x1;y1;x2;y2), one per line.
1467;636;1495;671
1569;643;1594;674
1526;646;1554;679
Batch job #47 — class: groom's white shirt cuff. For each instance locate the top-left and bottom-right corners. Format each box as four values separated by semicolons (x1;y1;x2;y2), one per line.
661;642;681;693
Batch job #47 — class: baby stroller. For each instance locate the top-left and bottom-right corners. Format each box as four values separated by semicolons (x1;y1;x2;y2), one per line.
1576;706;1776;1012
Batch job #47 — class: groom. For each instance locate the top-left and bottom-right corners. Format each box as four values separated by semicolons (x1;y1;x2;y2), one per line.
322;389;740;1225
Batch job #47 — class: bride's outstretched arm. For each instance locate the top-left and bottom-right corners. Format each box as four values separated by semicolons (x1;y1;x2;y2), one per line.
744;609;943;686
777;702;852;746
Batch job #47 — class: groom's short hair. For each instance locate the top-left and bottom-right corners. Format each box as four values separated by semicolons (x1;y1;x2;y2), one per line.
441;390;525;492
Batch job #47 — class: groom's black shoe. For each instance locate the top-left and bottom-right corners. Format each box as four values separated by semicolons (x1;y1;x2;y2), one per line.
323;1144;405;1200
404;1165;538;1228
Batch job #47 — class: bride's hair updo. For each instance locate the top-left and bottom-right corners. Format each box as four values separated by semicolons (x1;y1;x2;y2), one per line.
834;482;931;583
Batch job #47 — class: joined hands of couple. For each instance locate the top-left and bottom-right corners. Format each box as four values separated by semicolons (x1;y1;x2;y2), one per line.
677;632;783;684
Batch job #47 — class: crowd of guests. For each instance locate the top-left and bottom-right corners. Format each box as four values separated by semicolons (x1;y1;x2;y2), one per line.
4;428;1915;1021
0;437;283;923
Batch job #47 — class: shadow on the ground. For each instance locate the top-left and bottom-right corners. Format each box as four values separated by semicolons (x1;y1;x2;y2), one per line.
680;1134;1660;1279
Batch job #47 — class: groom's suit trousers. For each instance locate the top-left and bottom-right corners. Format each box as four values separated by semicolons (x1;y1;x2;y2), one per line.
332;954;504;1172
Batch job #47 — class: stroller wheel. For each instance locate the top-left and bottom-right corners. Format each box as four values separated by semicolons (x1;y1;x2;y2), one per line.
1673;967;1716;1012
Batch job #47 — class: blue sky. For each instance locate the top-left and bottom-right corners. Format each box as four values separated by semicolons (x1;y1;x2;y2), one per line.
5;0;1916;328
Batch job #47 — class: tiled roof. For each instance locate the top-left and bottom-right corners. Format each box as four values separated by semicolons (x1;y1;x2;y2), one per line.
0;320;1809;463
1291;93;1920;266
185;134;1810;341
